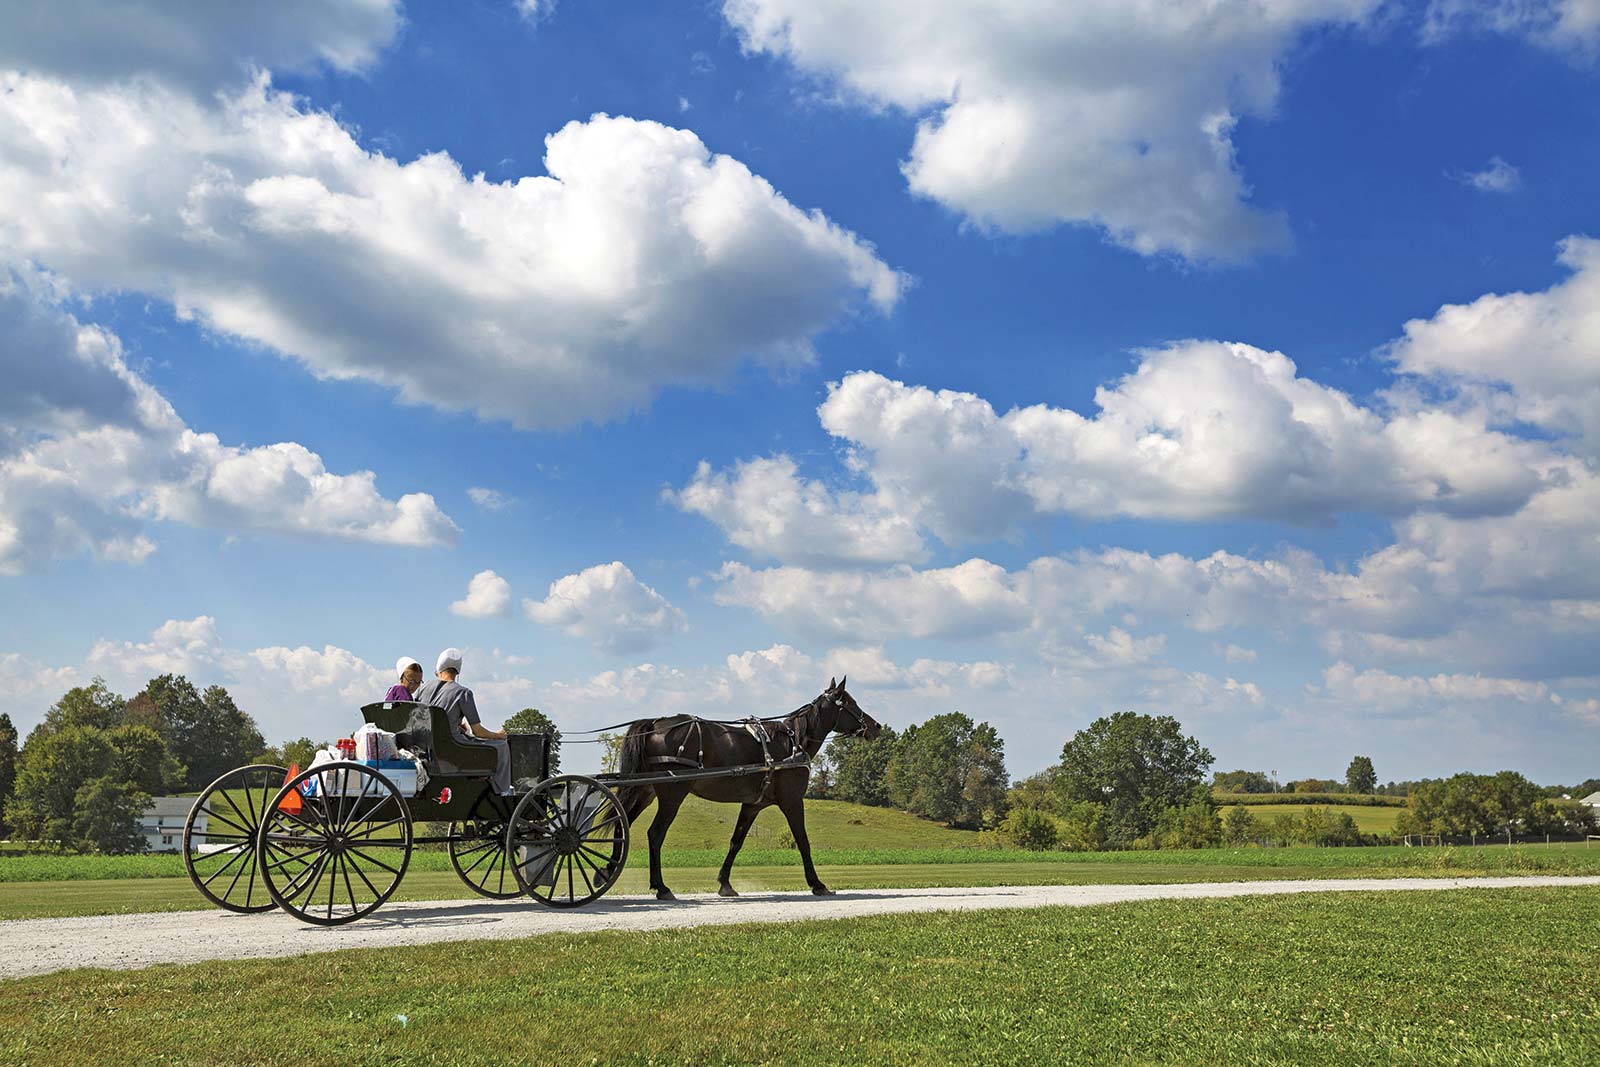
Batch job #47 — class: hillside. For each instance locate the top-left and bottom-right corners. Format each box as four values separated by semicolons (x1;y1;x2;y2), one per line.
633;795;978;851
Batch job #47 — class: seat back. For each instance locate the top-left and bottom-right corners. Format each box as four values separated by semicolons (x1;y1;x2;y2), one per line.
359;701;496;777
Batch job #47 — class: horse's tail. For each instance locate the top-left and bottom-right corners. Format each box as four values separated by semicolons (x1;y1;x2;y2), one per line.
614;720;656;824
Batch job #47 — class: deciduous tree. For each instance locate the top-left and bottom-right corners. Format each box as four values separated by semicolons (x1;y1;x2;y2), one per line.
1057;712;1214;846
1345;756;1377;795
504;708;562;774
70;776;148;855
827;727;899;808
888;714;1007;829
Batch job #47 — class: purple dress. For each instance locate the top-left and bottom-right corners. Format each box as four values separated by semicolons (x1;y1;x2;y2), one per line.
384;684;413;702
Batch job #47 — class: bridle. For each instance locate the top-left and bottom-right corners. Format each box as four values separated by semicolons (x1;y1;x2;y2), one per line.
789;689;874;754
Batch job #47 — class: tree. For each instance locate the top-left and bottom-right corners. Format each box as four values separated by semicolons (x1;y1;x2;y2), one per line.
1345;756;1377;795
35;679;126;739
1008;766;1066;814
105;724;185;796
827;727;899;808
504;708;562;774
261;737;322;771
1057;712;1214;847
887;714;1008;829
1001;808;1058;851
1213;769;1273;794
1155;800;1222;850
1222;804;1257;845
0;713;17;835
1055;801;1110;852
598;733;624;774
141;677;265;790
7;726;117;846
70;776;148;854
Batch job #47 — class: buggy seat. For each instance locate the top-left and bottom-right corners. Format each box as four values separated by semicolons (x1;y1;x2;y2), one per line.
359;701;551;786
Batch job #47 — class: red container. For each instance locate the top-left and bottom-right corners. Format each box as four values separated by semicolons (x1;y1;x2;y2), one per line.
335;738;356;760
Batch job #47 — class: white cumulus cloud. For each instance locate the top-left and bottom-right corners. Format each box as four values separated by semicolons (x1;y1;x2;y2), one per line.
0;0;401;91
451;569;514;618
667;455;926;566
723;0;1378;260
0;73;904;430
0;272;458;573
523;562;688;654
1424;1;1600;56
1388;236;1600;453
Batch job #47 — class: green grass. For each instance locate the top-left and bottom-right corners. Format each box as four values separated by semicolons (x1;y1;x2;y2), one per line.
1231;803;1402;833
3;842;1598;920
3;887;1597;1065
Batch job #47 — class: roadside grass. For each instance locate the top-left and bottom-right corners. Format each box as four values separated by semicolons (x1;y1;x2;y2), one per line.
3;887;1596;1066
4;843;1599;920
1231;803;1401;833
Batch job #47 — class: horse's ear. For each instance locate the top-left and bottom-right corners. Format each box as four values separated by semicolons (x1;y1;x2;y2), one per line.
839;675;846;689
828;676;836;690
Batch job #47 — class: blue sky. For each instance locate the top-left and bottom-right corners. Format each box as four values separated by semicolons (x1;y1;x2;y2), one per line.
2;0;1598;783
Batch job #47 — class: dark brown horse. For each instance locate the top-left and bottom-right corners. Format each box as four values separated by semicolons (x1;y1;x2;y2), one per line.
616;677;881;899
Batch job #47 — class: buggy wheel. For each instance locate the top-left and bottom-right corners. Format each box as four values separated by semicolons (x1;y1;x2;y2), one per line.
449;790;520;899
183;764;286;913
507;775;629;908
258;762;413;926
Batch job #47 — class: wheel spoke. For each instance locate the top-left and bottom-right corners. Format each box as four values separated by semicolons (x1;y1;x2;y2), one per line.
338;773;375;835
198;804;256;839
571;851;596;897
220;846;253;902
279;851;330;902
459;841;501;878
345;814;406;843
344;843;403;876
347;852;384;899
339;853;360;915
199;845;249;888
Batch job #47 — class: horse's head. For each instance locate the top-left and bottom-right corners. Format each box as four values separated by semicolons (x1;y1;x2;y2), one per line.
823;676;882;740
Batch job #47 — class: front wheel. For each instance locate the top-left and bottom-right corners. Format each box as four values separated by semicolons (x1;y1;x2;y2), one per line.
258;762;413;926
507;775;629;908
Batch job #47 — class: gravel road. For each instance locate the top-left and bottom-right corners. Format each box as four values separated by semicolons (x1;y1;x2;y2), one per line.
5;875;1596;980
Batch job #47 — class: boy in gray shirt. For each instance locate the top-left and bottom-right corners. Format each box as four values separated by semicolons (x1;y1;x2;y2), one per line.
414;647;513;794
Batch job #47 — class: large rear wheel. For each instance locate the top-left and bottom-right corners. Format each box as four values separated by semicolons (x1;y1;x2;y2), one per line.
258;762;413;926
507;775;628;908
183;764;287;913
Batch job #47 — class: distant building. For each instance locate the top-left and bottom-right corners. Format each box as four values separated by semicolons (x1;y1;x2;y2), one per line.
1581;791;1600;813
141;796;202;853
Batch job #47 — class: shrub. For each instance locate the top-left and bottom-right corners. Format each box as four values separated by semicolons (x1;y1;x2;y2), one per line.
1001;808;1059;851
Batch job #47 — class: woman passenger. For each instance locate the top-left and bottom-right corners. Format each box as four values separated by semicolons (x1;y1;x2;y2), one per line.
386;657;423;702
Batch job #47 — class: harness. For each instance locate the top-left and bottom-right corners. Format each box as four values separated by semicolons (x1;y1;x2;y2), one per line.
629;697;843;799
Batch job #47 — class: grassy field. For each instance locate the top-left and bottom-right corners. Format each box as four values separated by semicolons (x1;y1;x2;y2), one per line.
1233;803;1402;833
2;886;1596;1065
2;840;1598;920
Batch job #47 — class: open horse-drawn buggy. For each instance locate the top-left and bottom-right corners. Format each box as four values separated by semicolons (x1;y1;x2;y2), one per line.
181;679;879;925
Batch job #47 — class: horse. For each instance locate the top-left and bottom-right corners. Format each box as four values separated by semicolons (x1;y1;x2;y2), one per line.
616;677;881;900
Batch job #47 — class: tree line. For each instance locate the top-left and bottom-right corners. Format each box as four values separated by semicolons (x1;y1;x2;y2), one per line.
809;710;1599;852
1;676;266;852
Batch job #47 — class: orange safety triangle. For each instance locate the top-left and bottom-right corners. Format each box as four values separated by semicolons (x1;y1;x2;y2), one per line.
278;762;303;814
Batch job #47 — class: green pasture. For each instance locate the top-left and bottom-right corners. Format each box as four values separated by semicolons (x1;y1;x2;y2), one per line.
2;840;1598;920
4;886;1597;1065
1233;802;1402;833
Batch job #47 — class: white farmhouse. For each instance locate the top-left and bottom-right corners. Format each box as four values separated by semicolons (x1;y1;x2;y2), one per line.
1582;791;1600;814
141;796;202;853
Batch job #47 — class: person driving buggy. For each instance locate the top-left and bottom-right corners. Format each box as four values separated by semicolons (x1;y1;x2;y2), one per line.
413;647;513;795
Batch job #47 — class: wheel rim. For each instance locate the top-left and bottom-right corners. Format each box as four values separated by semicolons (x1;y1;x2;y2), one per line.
258;762;413;926
507;776;628;908
184;764;287;914
449;791;519;899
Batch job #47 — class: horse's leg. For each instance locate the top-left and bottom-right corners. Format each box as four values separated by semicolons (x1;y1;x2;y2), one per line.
776;789;832;895
647;786;687;901
717;803;762;898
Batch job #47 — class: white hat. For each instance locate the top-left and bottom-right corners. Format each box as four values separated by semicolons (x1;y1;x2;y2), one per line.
396;656;421;680
437;647;464;674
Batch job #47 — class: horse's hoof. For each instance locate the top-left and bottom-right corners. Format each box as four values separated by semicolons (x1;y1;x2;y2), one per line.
812;885;835;896
717;884;739;898
655;888;676;901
